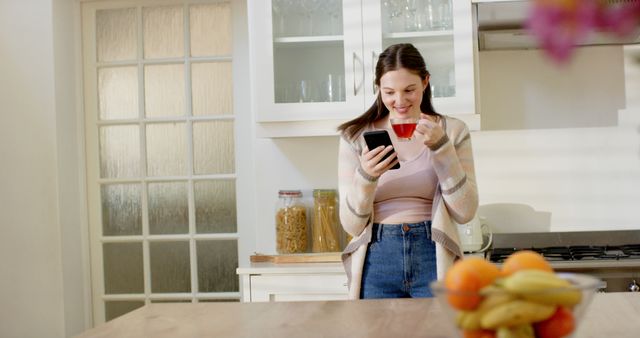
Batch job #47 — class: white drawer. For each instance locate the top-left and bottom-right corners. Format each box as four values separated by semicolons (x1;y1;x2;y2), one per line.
249;273;349;302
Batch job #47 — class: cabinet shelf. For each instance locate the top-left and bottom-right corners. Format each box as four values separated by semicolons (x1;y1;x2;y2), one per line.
274;35;344;45
383;30;453;40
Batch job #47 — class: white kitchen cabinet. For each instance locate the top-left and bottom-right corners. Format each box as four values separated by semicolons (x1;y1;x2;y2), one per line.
237;263;349;302
248;0;479;137
236;253;485;302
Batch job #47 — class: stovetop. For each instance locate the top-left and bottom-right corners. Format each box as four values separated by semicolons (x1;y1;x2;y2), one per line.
488;229;640;264
489;244;640;263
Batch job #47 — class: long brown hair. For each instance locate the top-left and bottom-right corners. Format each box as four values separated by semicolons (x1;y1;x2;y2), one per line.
337;43;438;141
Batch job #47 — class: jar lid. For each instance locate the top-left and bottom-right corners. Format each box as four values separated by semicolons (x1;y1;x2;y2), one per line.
313;189;336;197
278;190;302;197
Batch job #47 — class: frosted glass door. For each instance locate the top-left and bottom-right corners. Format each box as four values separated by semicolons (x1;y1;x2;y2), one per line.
83;0;240;324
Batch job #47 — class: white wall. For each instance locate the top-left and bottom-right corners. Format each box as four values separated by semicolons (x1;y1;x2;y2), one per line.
52;0;92;335
252;136;340;254
0;0;87;337
478;46;626;131
475;46;640;233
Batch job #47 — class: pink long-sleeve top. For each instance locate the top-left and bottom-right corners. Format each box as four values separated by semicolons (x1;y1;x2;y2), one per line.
372;148;437;224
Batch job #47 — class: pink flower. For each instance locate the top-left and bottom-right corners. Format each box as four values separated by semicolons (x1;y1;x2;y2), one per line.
598;2;640;37
526;0;640;64
526;0;598;63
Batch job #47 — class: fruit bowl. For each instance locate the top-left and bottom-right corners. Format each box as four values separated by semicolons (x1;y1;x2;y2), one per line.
430;271;602;338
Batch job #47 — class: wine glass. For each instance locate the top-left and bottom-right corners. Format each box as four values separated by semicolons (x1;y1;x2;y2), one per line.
299;0;322;36
325;0;343;35
298;80;309;103
404;0;418;31
383;0;404;33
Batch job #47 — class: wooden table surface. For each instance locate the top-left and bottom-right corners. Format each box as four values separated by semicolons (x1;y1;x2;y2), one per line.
77;293;640;338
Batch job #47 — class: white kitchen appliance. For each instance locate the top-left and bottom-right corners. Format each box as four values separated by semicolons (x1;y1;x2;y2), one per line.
473;0;640;51
457;215;492;253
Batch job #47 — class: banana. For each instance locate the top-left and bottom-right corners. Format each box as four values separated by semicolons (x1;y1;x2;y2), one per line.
479;291;518;312
480;299;555;329
502;270;582;307
456;291;517;330
456;310;483;330
496;324;535;338
479;284;505;296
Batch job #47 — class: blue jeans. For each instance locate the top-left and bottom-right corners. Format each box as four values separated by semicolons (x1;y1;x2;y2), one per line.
360;220;437;299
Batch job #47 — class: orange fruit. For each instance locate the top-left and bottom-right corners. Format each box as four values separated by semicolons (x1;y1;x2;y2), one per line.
445;258;503;310
463;329;496;338
501;250;553;276
444;262;481;310
464;257;501;287
534;307;576;338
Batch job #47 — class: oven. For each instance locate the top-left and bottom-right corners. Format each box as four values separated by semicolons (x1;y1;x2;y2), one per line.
487;230;640;292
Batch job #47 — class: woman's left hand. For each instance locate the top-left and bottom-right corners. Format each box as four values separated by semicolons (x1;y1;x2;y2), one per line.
414;113;445;149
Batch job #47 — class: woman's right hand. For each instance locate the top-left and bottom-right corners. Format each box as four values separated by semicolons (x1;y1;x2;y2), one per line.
360;145;398;179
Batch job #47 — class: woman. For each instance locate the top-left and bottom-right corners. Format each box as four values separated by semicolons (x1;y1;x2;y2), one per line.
337;43;478;299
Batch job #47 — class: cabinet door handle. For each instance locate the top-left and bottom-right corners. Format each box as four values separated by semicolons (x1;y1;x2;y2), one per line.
372;51;378;96
353;52;358;96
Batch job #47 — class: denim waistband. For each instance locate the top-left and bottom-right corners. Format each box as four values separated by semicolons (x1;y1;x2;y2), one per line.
371;220;432;241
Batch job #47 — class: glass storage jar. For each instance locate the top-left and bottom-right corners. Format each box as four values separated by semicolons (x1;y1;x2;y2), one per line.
275;190;308;254
311;189;341;252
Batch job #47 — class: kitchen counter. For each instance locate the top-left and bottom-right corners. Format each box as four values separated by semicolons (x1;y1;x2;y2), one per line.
77;293;640;338
236;262;345;274
239;258;640;272
236;251;487;275
549;259;640;270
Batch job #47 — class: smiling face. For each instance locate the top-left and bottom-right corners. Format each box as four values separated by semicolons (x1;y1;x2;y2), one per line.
379;67;429;119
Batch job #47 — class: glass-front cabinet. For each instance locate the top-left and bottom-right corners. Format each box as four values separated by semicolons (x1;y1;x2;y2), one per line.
248;0;477;137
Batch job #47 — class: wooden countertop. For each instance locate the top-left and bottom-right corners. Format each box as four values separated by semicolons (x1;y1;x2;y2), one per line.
77;293;640;338
236;262;345;274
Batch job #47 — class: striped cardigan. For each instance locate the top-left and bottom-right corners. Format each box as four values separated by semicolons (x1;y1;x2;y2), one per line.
338;116;479;299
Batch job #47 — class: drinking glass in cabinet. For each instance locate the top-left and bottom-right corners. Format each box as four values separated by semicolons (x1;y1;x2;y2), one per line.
321;74;345;102
404;0;418;31
276;78;341;103
382;0;405;33
382;0;453;33
430;65;455;98
298;80;310;103
272;0;343;37
429;0;453;30
446;66;455;96
337;75;344;102
271;0;304;37
323;0;343;35
276;80;311;103
297;0;322;36
271;0;286;37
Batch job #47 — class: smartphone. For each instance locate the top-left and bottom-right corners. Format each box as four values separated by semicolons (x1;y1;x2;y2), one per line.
363;130;400;170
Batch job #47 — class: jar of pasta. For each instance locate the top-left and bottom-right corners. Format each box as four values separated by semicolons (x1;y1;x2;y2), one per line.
311;189;341;252
275;190;308;254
